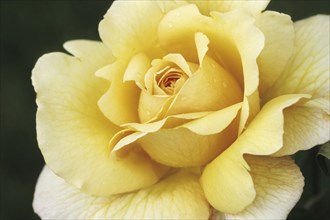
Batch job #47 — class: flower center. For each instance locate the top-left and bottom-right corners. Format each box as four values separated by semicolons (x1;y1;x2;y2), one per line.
156;66;188;95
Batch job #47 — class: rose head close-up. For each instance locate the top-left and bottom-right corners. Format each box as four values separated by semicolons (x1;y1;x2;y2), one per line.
31;0;329;219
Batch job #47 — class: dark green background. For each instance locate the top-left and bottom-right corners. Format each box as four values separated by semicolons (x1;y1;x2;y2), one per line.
0;1;329;219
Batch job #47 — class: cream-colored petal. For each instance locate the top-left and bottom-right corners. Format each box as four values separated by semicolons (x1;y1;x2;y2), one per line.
187;0;270;15
167;55;242;116
181;102;241;135
200;94;308;214
256;11;295;94
212;156;304;220
195;32;210;66
126;111;211;133
264;15;330;102
110;111;211;152
98;60;140;125
273;104;330;156
33;166;211;219
238;90;261;135
32;52;166;196
99;1;186;57
163;53;193;76
112;104;240;154
138;91;173;123
123;52;151;89
138;118;238;167
159;5;264;97
63;40;115;68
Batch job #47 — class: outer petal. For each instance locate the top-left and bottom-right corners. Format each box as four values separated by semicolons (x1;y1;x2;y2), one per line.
63;40;115;68
256;11;295;94
263;15;330;101
188;0;270;15
99;1;187;57
32;45;167;196
262;15;330;155
200;94;308;214
213;156;304;220
33;167;211;219
273;104;330;156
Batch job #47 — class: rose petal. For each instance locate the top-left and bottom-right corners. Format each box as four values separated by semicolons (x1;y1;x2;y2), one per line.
238;91;261;134
138;118;238;167
256;11;295;94
158;5;264;97
264;15;330;101
181;102;241;135
63;40;115;68
163;53;193;76
200;94;308;214
167;55;242;116
123;52;151;89
99;1;187;57
111;103;240;155
195;32;210;66
32;49;167;196
138;91;173;123
273;104;330;156
213;156;304;220
187;0;270;15
97;60;140;125
33;167;210;219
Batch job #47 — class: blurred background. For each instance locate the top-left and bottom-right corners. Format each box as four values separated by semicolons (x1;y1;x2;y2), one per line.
0;0;329;219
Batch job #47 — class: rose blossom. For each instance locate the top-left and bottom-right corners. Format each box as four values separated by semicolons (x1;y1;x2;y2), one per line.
32;0;329;219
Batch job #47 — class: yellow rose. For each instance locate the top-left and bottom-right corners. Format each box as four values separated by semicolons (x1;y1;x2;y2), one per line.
32;0;330;219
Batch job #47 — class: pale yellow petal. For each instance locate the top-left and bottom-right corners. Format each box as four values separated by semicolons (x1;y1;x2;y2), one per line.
158;5;264;96
112;104;240;154
138;91;175;123
110;111;210;152
264;15;330;102
212;156;304;220
99;1;186;57
63;40;115;68
98;60;140;125
195;32;210;66
256;11;295;94
33;167;211;219
238;91;261;135
181;102;241;135
273;104;330;156
126;111;211;133
32;52;166;196
138;118;238;167
167;55;242;116
123;52;151;89
163;53;193;76
200;94;308;214
188;0;270;15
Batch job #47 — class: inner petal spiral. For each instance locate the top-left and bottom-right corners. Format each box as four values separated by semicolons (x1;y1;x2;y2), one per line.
156;66;188;95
